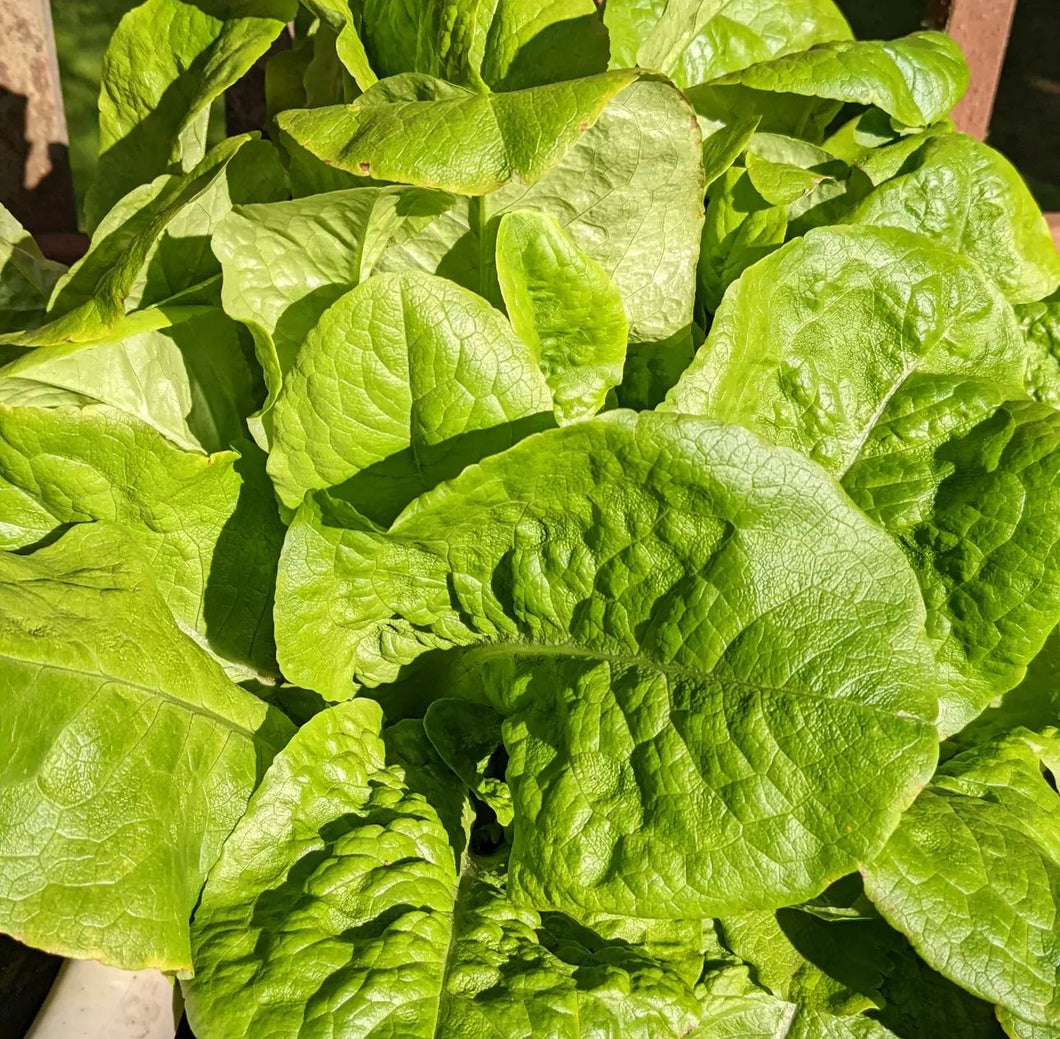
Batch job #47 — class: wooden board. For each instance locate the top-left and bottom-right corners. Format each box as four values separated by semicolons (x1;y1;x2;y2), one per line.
0;0;76;235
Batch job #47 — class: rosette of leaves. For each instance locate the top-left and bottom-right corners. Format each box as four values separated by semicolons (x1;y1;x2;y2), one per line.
0;2;1057;1037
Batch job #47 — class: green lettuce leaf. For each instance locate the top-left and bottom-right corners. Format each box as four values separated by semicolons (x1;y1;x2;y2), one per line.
744;132;845;190
997;1007;1057;1039
700;115;760;188
424;697;513;824
60;138;285;317
851;120;955;183
277;70;638;194
0;476;57;553
212;185;457;441
355;0;609;91
0;404;284;672
862;728;1060;1033
276;411;937;918
184;699;703;1038
5;137;286;347
363;74;705;406
687;32;967;138
698;166;788;312
846;134;1060;305
1019;294;1060;407
666;226;1056;733
667;225;1027;468
698;130;859;309
714;878;1007;1035
0;307;261;454
875;932;1008;1039
748;133;867;235
693;991;901;1037
693;956;901;1038
85;0;296;229
716;908;887;1015
947;627;1060;758
0;522;294;970
268;270;554;519
604;0;852;88
0;206;64;333
496;210;628;424
699;901;1005;1037
844;399;1060;736
744;151;838;206
302;20;360;105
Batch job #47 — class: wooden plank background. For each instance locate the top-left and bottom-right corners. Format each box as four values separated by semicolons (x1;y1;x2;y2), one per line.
0;0;76;237
928;0;1021;141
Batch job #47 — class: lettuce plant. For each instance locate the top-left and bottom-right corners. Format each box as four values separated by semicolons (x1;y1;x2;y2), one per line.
1;2;1058;1037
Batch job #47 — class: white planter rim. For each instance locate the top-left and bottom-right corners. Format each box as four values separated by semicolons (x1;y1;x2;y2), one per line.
26;959;181;1039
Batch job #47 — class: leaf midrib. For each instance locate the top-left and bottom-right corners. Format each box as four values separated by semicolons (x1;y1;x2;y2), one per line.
448;640;931;725
430;868;473;1039
0;651;266;744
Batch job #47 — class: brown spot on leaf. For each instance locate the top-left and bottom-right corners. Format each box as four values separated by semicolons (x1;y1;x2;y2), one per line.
359;161;371;175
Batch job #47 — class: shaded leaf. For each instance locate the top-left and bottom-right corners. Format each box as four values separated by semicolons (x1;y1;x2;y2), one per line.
212;185;457;441
0;205;64;333
9;137;286;347
85;0;296;228
0;404;285;672
424;697;513;824
0;306;261;454
356;0;609;91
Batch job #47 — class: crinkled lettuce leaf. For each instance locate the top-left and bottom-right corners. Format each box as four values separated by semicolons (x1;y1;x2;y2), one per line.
693;954;901;1038
0;404;284;673
606;0;852;87
716;907;887;1016
212;184;457;442
355;0;609;91
846;133;1060;305
1019;293;1060;407
604;0;852;88
184;699;703;1038
863;728;1060;1033
947;626;1060;758
666;226;1060;734
276;411;937;918
0;306;261;454
496;210;628;424
349;73;704;406
687;32;967;138
6;137;286;347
